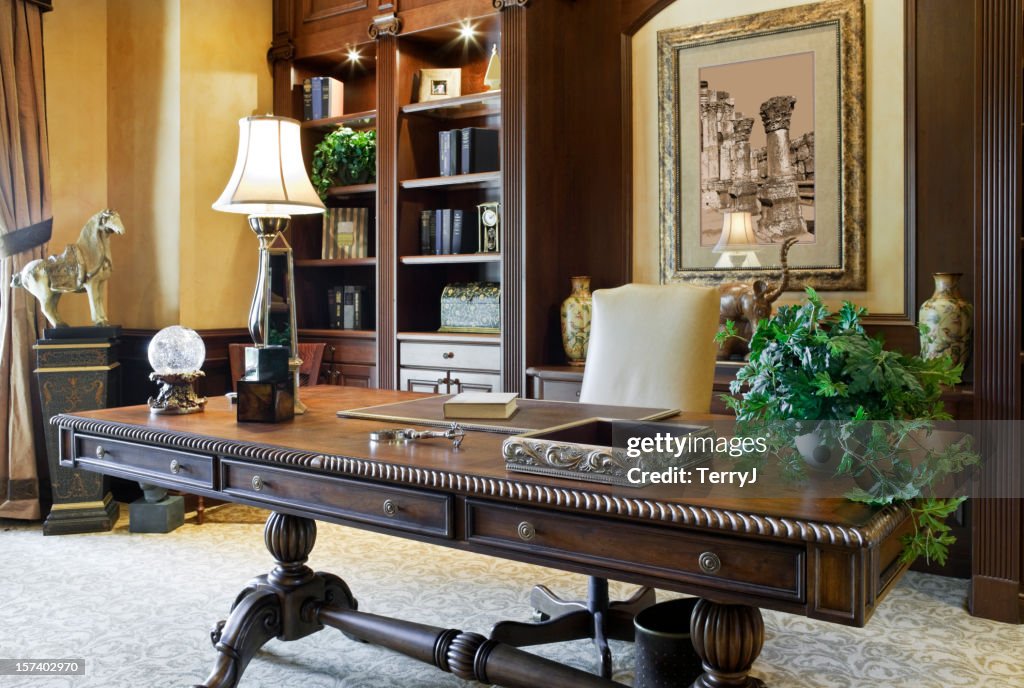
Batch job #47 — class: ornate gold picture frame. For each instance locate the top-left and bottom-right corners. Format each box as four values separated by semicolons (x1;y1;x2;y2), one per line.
658;0;866;289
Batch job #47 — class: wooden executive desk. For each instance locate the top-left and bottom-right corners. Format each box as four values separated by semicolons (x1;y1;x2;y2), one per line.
54;387;912;688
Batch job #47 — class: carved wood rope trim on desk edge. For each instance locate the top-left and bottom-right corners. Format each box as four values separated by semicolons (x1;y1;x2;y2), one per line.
52;414;910;549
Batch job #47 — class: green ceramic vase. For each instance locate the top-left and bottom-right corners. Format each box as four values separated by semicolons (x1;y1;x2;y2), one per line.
560;276;592;366
919;272;973;368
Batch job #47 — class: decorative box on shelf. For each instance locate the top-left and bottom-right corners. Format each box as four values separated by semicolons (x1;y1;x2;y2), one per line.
439;282;500;333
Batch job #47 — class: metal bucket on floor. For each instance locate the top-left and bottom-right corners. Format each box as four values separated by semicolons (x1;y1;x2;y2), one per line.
633;597;703;688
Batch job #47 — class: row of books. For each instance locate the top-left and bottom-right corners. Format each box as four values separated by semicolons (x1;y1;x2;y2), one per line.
328;285;368;330
438;127;499;177
322;208;372;259
419;209;476;255
303;77;344;120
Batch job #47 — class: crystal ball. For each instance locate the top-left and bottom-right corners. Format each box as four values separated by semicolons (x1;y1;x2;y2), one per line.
148;326;206;375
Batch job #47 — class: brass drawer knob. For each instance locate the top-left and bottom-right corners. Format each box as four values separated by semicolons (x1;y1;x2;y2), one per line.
442;351;455;359
382;499;398;517
169;459;182;474
251;475;264;491
517;521;536;542
95;445;106;459
698;551;721;575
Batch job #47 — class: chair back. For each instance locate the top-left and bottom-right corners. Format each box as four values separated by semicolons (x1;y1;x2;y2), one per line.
228;342;327;392
578;283;720;413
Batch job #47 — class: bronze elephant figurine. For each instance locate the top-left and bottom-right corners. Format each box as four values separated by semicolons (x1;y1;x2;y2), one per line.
717;237;798;360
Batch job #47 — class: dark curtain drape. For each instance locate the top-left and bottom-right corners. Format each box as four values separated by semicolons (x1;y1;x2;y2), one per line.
0;0;52;519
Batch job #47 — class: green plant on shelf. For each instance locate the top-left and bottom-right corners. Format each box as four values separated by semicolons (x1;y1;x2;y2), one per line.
717;287;979;566
312;127;377;199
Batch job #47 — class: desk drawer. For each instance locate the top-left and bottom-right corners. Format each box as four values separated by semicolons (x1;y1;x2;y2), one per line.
400;341;500;371
400;368;502;393
74;434;214;490
222;460;453;539
537;380;581;402
466;501;804;602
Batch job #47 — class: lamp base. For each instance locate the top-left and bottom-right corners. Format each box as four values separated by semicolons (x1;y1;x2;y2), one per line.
714;250;761;268
290;356;306;415
237;379;295;423
148;371;207;415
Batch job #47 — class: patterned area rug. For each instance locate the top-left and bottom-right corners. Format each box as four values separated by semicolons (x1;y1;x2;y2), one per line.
1;505;1022;687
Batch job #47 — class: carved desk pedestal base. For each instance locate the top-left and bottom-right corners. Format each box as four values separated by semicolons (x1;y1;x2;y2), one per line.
491;580;656;679
691;598;766;688
195;512;635;688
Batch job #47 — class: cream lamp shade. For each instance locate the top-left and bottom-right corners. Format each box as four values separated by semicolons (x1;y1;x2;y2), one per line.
212;115;325;216
712;211;757;253
712;211;761;268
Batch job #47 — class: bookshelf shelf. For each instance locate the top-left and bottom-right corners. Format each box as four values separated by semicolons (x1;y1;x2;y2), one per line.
397;331;501;344
401;92;501;119
295;258;376;268
299;328;376;339
326;183;377;197
302;109;377;130
400;253;500;265
400;172;500;190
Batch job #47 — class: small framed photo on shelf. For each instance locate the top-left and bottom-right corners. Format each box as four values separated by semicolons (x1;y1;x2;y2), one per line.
418;68;461;102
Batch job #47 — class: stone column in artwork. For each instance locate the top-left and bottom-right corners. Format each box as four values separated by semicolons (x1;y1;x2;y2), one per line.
756;95;807;241
714;97;737;212
728;116;759;214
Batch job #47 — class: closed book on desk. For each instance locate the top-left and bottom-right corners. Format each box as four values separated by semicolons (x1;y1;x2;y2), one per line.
443;392;517;419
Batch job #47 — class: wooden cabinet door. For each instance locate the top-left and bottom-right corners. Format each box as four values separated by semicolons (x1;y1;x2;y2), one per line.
336;364;376;388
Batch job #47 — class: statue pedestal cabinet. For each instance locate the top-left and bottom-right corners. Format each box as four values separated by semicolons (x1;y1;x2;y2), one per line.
35;327;122;535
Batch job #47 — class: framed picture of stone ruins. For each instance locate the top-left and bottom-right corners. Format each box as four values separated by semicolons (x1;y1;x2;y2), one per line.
658;0;866;289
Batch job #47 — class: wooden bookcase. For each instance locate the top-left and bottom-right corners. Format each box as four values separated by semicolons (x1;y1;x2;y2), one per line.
271;0;629;393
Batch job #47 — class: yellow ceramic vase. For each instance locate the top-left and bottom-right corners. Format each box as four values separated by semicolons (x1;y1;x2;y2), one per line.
560;276;592;366
918;272;973;368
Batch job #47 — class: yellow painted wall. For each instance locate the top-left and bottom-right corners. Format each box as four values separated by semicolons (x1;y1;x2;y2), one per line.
179;0;272;330
45;0;109;327
105;0;182;330
44;0;272;330
633;0;905;315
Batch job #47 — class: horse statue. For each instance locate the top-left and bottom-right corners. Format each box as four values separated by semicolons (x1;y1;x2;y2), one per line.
10;209;125;328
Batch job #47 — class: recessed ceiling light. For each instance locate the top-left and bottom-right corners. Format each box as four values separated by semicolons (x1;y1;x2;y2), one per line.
458;21;476;40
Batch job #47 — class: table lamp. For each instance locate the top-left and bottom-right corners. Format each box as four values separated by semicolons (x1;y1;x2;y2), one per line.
213;115;325;415
712;211;761;268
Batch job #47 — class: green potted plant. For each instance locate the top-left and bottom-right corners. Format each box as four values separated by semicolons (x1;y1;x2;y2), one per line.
311;127;377;199
717;288;979;565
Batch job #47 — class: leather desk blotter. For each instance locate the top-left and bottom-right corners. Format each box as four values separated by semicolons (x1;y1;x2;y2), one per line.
336;395;677;435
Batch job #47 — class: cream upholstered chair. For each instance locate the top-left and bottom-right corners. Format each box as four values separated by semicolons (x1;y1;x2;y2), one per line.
491;283;721;678
579;283;720;410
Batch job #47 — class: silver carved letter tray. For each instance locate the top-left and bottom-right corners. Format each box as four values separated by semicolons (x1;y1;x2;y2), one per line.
502;418;714;488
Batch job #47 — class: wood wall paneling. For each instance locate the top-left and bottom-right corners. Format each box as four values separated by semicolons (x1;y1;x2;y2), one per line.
500;3;527;394
912;0;977;378
969;0;1023;624
519;0;629;380
376;34;399;389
